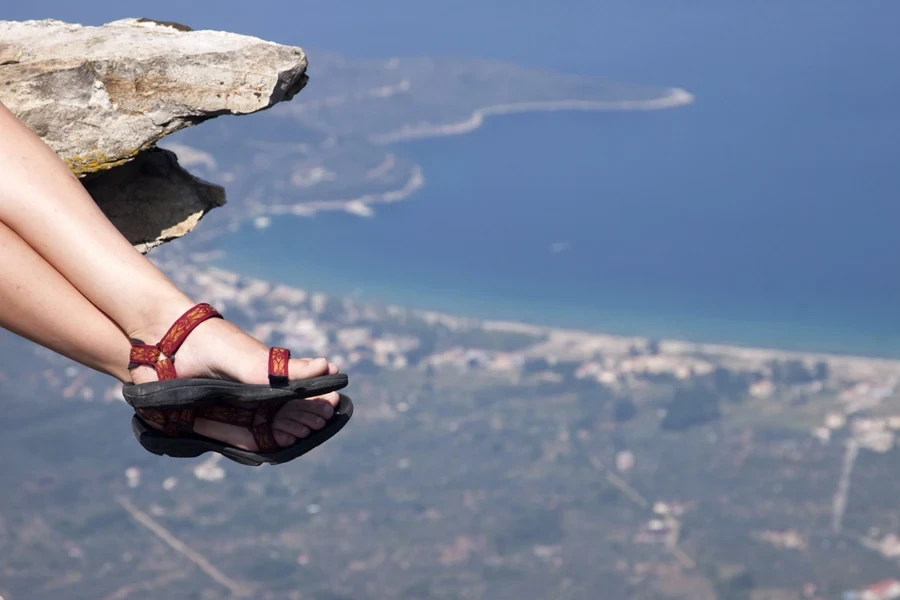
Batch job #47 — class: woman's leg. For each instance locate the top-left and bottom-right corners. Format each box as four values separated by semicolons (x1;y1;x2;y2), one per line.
0;103;341;450
0;220;337;450
0;220;132;381
0;101;193;339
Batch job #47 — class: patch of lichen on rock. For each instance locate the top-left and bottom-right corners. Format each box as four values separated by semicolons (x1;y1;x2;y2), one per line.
65;151;131;176
64;141;159;176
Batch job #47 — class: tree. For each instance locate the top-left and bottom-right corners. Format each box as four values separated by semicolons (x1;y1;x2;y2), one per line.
768;359;814;384
613;398;637;423
661;386;721;431
523;357;551;374
712;367;751;401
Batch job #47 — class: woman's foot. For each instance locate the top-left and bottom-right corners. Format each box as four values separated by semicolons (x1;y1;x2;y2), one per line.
130;313;341;451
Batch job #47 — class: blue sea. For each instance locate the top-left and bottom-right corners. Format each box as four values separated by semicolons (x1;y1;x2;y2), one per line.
12;1;895;357
201;1;900;358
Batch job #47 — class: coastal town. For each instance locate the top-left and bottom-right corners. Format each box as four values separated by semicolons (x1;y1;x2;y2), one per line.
2;259;900;599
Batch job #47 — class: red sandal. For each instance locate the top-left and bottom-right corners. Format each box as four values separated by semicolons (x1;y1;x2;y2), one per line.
122;303;348;409
132;393;354;466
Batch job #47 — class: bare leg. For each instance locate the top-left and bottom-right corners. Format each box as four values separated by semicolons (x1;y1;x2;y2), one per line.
0;221;338;449
0;102;342;451
0;220;131;381
0;101;192;338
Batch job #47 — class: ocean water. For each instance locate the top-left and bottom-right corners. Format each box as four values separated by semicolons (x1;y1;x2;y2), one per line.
212;2;900;358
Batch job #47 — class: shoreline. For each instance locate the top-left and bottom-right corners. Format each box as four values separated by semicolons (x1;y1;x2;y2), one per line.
196;97;898;363
209;227;900;363
247;88;692;219
480;318;900;371
369;87;694;144
370;301;900;368
255;165;425;218
185;259;900;373
194;90;895;363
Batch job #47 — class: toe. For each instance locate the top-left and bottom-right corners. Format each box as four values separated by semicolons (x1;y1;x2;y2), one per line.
280;393;339;420
303;358;338;374
279;411;326;432
273;429;299;447
313;391;341;408
296;358;337;373
320;392;341;416
273;418;310;439
289;357;329;379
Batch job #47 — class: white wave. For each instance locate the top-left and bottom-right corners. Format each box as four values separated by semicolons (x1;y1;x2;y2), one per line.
370;88;695;144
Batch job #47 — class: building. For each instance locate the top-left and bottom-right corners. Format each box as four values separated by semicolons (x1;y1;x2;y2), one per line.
845;579;900;600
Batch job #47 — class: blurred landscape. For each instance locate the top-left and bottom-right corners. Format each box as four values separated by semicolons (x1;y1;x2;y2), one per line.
3;264;900;599
2;1;900;599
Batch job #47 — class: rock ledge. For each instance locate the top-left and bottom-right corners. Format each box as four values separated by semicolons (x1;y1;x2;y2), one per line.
0;18;309;250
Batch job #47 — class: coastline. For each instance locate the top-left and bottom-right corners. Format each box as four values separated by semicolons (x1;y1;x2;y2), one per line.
254;165;425;218
247;87;692;219
191;228;900;368
369;87;694;144
480;318;900;374
198;100;899;362
181;260;900;376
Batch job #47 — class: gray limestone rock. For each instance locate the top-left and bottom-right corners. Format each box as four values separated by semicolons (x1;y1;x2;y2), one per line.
0;18;309;251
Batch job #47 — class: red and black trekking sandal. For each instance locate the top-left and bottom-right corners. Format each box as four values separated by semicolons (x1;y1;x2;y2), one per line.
131;393;353;466
121;303;348;409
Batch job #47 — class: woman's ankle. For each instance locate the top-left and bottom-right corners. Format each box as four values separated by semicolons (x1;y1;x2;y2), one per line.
123;294;199;345
101;358;134;384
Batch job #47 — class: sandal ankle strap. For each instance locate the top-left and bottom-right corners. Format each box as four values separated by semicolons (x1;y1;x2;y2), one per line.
127;303;222;381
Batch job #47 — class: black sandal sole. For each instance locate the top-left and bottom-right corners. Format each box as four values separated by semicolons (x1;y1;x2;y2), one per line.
123;374;348;409
131;394;354;466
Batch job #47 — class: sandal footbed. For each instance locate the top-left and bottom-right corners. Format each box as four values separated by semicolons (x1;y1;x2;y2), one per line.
123;374;348;409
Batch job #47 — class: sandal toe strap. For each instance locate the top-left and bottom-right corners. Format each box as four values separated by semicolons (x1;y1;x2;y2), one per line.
250;401;287;453
251;423;280;453
194;400;287;454
268;347;291;386
196;404;254;428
